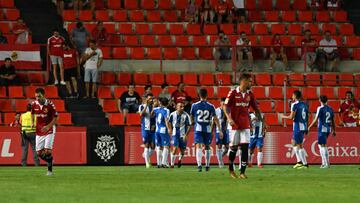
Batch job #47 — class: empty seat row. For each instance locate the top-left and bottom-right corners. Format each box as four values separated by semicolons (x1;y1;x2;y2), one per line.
0;99;66;112
106;0;189;10
0;86;59;99
0;112;72;125
0;0;15;8
0;8;20;21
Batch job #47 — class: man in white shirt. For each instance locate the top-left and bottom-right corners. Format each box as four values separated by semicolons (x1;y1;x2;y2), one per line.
318;30;339;72
236;32;254;72
82;40;103;98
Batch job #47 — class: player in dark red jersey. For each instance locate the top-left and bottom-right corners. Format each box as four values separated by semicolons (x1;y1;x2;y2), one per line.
223;74;263;179
31;88;58;176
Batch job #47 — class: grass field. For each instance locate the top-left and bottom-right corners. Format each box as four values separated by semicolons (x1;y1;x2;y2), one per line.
0;165;359;203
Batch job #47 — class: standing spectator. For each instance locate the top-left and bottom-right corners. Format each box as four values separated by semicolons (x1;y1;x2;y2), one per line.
236;32;254;72
47;29;66;85
339;91;359;127
214;0;232;24
91;21;108;45
9;112;21;127
119;84;142;121
214;30;231;71
143;85;152;97
185;0;199;23
184;96;192;114
200;0;214;24
0;58;18;86
270;34;289;72
82;40;103;98
231;0;245;23
318;31;339;72
63;44;80;98
71;21;91;57
171;83;189;104
301;30;318;72
12;18;30;44
0;30;8;44
19;104;40;166
158;83;171;101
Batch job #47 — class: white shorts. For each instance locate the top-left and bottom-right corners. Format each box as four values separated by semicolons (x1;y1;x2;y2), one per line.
36;133;56;151
344;122;357;127
229;129;250;146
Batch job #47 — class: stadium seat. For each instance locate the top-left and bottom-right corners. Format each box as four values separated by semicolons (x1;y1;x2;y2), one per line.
118;24;133;34
158;36;173;46
288;73;305;86
254;24;268;35
109;113;125;125
328;100;340;112
181;48;196;59
338;74;354;86
169;24;184;35
292;0;307;10
43;86;59;98
354;74;360;86
198;48;213;59
99;46;111;59
124;0;139;9
58;113;72;125
163;11;178;22
133;73;149;85
321;24;337;35
280;36;292;46
186;24;201;35
281;11;296;22
304;23;319;34
103;23;116;34
0;87;7;98
0;0;14;8
220;24;234;35
95;10;110;21
183;73;198;85
305;73;321;86
100;72;116;85
286;87;299;98
203;87;215;99
114;86;128;98
322;74;337;86
258;100;273;113
252;86;266;99
129;10;145;22
272;74;287;86
258;0;273;10
141;35;156;46
25;86;38;98
192;36;207;46
113;10;127;21
62;10;77;21
175;36;189;46
337;87;352;99
175;0;187;9
112;47;128;59
83;23;97;33
130;48;145;59
244;0;256;9
8;86;24;98
4;9;20;20
149;73;165;85
275;100;290;112
269;87;283;99
265;11;279;22
185;86;198;99
320;87;335;99
78;10;93;21
276;0;290;10
146;11;161;22
308;101;319;112
127;113;141;125
216;86;231;98
298;11;313;22
107;0;122;9
117;73;132;85
215;73;232;85
15;99;29;112
0;22;11;34
237;24;252;35
166;73;181;86
248;11;263;22
316;11;330;22
97;86;113;99
52;100;65;112
339;24;354;35
0;100;14;112
353;48;360;60
270;24;286;35
333;11;347;22
163;48;178;59
4;113;16;124
158;0;173;9
152;24;168;35
102;100;119;113
199;73;214;86
264;113;280;126
203;24;218;35
255;73;271;86
287;24;302;35
141;0;155;9
302;87;318;99
354;88;360;99
135;23;150;35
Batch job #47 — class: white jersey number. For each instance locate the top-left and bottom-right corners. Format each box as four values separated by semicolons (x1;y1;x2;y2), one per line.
197;110;210;123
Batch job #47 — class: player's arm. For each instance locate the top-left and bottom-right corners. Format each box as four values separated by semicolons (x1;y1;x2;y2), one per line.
282;111;295;120
308;115;318;131
213;115;223;139
138;102;148;116
166;119;172;136
223;91;235;126
338;106;344;126
331;114;336;137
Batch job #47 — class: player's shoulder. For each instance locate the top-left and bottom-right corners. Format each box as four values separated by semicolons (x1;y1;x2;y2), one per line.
206;101;215;108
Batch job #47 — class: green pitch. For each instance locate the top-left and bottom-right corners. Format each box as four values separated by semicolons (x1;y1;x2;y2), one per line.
0;165;359;203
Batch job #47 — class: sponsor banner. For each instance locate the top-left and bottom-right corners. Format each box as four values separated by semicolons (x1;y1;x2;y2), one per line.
124;126;360;165
0;44;41;70
0;127;87;165
87;127;124;165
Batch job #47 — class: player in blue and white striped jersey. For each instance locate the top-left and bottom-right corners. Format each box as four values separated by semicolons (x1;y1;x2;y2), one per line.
167;102;192;168
213;98;229;168
248;112;266;168
308;95;336;168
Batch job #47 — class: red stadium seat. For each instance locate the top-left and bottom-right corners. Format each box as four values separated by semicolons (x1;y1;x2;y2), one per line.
203;87;215;99
192;36;207;46
0;100;14;112
181;48;196;59
288;24;302;35
158;36;173;46
185;86;198;99
252;86;266;99
133;73;149;85
293;0;307;10
316;11;330;22
112;47;128;59
166;73;181;86
327;100;340;112
4;113;16;124
15;99;29;112
302;87;318;99
0;0;14;8
298;11;313;22
308;101;318;113
62;10;77;21
305;73;321;86
281;11;296;22
78;10;93;21
265;113;280;126
272;74;287;86
113;10;127;21
163;48;178;59
169;24;184;35
276;0;290;10
100;72;116;85
8;86;24;98
152;24;168;35
203;24;218;35
220;24;234;35
130;48;145;59
354;88;360;99
255;73;271;86
147;11;161;22
338;74;354;86
175;36;190;46
269;87;283;99
107;0;122;9
175;0;188;9
102;100;119;113
117;73;132;85
354;74;360;86
109;113;125;125
245;0;256;9
97;86;112;99
158;0;173;9
141;0;155;9
275;101;290;113
353;48;360;60
114;86;128;98
322;74;337;86
321;24;337;35
124;0;139;9
52;100;65;112
265;11;279;22
4;9;20;20
320;87;335;99
0;87;7;98
149;73;165;85
339;24;354;35
254;24;268;35
199;73;214;85
216;86;231;98
237;24;252;35
215;73;232;85
333;11;347;22
135;23;150;34
103;23;115;34
288;73;305;86
95;10;110;21
286;87;300;98
259;101;273;113
163;11;178;22
280;36;292;46
118;24;133;34
304;23;319;34
25;86;38;98
141;35;156;46
43;86;59;98
337;87;352;99
58;113;72;125
126;113;141;125
129;10;145;22
183;73;198;85
198;48;213;60
248;11;263;22
186;24;201;35
258;0;273;10
271;24;286;35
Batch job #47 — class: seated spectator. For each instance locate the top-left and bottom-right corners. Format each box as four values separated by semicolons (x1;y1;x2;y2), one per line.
270;34;289;72
0;30;8;44
214;30;231;71
119;84;142;120
171;83;188;104
301;30;318;72
317;30;339;72
214;0;232;24
143;85;152;97
71;21;91;56
231;0;245;23
9;112;21;127
12;18;30;44
236;32;254;72
63;44;80;98
158;83;171;101
200;0;214;24
91;22;108;45
310;0;325;10
0;58;19;86
326;0;343;9
339;91;359;127
185;0;199;23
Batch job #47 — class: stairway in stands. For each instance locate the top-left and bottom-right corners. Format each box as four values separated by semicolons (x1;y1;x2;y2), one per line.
344;0;360;35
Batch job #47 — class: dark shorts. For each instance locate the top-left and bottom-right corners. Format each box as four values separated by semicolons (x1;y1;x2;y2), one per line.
317;50;339;61
217;13;229;23
233;8;246;17
64;68;77;81
122;103;139;113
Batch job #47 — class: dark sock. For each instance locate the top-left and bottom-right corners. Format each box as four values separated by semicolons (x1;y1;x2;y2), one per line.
45;154;53;172
39;153;47;162
240;144;249;174
228;149;236;171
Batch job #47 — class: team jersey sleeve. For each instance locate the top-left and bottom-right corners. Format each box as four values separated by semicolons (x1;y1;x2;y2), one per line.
166;109;170;119
138;105;144;113
291;102;296;112
224;90;234;107
168;112;173;124
315;106;321;118
249;92;259;111
185;113;191;127
190;103;195;117
50;101;58;118
210;105;216;117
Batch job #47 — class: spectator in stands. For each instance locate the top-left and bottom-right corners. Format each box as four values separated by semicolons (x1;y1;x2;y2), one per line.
0;30;8;44
48;29;66;85
82;40;103;98
158;83;171;101
143;85;152;97
71;21;91;56
231;0;245;23
63;44;80;98
214;30;231;71
184;96;192;114
0;58;18;86
301;30;318;72
317;31;339;72
9;112;21;127
185;0;199;23
119;84;142;121
55;0;64;16
171;83;188;104
91;21;108;45
270;34;289;72
200;0;214;24
214;0;232;24
12;18;30;44
236;32;254;72
326;0;343;9
339;91;360;127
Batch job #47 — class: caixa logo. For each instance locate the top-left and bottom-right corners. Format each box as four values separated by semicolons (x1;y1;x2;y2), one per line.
310;141;359;157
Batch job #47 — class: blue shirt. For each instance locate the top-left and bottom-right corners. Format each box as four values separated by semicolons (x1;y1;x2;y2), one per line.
138;104;154;132
215;107;227;133
169;111;191;137
291;101;309;132
190;101;216;133
250;113;264;138
316;105;334;133
154;107;170;134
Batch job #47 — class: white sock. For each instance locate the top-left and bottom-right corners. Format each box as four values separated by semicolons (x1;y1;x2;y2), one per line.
249;153;254;165
156;147;162;166
216;148;222;165
162;148;169;166
149;148;154;157
205;150;211;167
170;153;176;166
257;152;263;166
299;148;307;165
144;148;149;165
196;148;203;167
319;145;325;166
294;147;301;163
324;147;330;166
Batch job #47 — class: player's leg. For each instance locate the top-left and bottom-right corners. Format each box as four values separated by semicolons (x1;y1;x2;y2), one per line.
295;132;308;169
194;132;204;171
292;132;303;168
149;133;155;158
177;137;187;168
170;135;178;168
204;143;211;171
319;133;329;168
215;132;223;167
257;138;264;168
58;57;65;84
161;134;170;167
222;130;229;157
228;130;240;178
91;69;98;98
43;133;56;175
239;129;250;178
84;69;91;98
52;60;58;84
155;133;163;168
248;137;257;167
